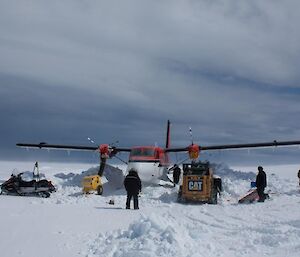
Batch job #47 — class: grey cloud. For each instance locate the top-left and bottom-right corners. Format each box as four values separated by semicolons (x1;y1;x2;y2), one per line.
1;1;300;164
1;1;300;89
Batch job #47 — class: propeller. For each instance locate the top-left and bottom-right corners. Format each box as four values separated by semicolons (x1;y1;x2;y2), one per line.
97;143;128;176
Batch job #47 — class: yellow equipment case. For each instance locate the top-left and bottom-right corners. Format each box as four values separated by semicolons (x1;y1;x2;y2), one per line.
178;162;221;204
82;175;103;195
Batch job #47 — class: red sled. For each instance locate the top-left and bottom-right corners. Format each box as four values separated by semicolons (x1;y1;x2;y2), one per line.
238;189;259;204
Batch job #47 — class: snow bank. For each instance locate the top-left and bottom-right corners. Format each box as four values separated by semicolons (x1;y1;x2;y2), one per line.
82;163;300;257
87;215;181;257
54;164;124;189
212;162;256;197
1;161;300;257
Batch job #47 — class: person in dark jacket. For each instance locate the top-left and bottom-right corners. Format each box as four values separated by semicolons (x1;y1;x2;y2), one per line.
298;170;300;187
173;164;181;186
124;169;142;209
256;166;267;202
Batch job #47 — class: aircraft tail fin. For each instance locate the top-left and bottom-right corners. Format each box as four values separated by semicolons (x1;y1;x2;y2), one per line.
165;120;171;149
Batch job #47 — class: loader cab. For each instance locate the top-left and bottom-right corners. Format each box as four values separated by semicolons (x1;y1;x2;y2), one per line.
183;162;210;176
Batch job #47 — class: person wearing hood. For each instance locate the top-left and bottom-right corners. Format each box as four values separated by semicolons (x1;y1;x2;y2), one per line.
124;169;142;209
256;166;267;202
173;164;181;186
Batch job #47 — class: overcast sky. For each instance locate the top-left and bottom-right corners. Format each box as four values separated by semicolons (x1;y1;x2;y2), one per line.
1;0;300;166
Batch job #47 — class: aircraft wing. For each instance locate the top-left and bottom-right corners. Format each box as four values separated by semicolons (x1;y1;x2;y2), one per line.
165;140;300;152
165;147;189;152
16;142;131;152
200;140;300;151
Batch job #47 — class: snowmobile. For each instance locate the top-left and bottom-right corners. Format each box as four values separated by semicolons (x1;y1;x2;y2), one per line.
0;173;55;198
0;162;56;198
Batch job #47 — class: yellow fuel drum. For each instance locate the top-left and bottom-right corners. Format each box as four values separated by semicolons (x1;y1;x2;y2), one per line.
82;175;103;195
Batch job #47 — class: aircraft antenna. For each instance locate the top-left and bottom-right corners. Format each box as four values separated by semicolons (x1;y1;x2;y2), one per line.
165;120;171;148
189;127;193;145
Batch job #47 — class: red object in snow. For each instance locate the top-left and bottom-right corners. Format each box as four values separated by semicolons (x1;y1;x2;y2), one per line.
238;189;259;203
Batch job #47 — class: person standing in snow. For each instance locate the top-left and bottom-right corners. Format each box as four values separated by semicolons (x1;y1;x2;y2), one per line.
256;166;267;202
124;169;142;209
173;164;181;186
298;170;300;187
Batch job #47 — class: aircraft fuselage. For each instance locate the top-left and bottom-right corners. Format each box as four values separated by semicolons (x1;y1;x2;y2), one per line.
126;146;169;184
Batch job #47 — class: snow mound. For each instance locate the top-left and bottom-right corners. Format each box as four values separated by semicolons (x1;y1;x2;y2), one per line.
54;164;124;189
86;197;300;257
54;166;99;187
1;161;300;257
213;163;256;197
212;162;256;181
87;215;182;257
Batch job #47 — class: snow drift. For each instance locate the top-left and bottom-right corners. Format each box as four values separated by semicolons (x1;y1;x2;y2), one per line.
0;161;300;257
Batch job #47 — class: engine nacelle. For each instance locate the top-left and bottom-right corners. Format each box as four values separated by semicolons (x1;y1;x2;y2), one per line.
99;144;117;158
99;144;110;158
188;144;200;160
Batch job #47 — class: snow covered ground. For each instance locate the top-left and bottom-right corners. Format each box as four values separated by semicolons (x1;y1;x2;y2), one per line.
0;161;300;257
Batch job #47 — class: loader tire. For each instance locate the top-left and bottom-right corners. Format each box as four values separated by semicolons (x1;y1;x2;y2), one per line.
97;185;103;195
177;186;183;202
210;186;218;204
178;196;186;203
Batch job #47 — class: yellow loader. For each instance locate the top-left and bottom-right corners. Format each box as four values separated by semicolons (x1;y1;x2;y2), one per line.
178;162;221;204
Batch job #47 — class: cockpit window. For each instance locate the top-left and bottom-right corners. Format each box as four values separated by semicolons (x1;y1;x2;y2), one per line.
130;148;155;157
